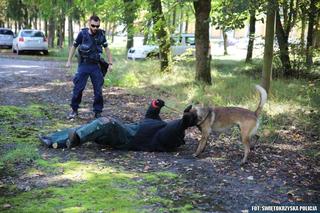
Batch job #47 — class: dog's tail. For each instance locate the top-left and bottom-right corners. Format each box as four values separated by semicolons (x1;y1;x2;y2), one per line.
255;85;267;116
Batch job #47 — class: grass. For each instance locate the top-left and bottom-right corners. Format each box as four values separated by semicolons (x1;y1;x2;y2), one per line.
0;103;198;212
0;104;78;172
0;159;195;212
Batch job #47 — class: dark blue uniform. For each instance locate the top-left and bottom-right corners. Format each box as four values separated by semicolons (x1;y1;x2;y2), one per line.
71;28;108;113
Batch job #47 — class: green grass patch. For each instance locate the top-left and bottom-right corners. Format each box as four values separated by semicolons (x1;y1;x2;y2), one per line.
0;143;39;172
0;104;76;174
0;160;196;212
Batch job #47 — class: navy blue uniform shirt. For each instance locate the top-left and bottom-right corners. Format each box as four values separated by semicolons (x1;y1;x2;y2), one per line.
73;28;108;56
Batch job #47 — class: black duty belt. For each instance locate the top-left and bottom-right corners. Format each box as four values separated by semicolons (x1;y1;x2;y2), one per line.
81;58;99;64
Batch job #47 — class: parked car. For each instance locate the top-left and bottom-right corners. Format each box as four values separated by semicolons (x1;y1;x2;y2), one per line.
12;29;48;55
127;34;195;60
0;28;14;48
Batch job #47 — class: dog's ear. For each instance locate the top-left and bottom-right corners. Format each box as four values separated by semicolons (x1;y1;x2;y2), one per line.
183;105;193;113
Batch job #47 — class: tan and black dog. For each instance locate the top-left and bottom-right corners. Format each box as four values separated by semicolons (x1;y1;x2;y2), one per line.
190;85;267;164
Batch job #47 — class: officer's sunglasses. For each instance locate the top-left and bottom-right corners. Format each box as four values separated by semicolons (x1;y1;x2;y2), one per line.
91;24;100;29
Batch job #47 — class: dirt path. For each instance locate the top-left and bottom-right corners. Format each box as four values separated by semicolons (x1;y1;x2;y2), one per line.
0;56;319;212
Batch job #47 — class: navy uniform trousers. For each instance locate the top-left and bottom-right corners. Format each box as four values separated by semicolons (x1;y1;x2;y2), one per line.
71;62;104;113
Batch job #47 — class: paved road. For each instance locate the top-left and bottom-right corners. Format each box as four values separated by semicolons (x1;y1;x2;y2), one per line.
0;57;71;106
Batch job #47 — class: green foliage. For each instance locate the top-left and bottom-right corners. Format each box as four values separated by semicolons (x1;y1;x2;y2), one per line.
211;0;249;31
269;42;320;79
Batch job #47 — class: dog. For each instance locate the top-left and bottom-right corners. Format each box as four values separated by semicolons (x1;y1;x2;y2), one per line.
190;85;267;164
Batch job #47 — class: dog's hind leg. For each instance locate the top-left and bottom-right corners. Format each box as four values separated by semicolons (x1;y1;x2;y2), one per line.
240;125;252;164
241;136;250;165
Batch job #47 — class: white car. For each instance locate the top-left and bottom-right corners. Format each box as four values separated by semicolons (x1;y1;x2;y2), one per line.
0;28;14;48
127;34;195;60
127;45;159;60
12;29;48;55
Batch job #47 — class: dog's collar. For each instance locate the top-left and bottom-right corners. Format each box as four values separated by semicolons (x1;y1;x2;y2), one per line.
196;108;212;127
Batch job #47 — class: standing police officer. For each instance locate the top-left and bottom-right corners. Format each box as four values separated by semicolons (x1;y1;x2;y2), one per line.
66;15;113;119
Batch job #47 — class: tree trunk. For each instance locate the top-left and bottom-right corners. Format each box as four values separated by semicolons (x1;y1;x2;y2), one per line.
300;6;307;47
275;10;292;77
68;16;74;47
33;15;37;29
150;0;172;72
105;22;109;38
56;21;61;47
124;0;136;51
246;9;256;63
314;14;320;48
57;14;63;48
143;20;152;45
48;16;55;48
22;6;29;28
44;19;48;37
185;12;189;33
38;15;42;30
179;6;184;34
111;23;116;43
194;0;212;85
171;7;177;34
223;30;228;55
61;16;65;48
261;0;276;94
14;21;17;34
306;0;317;66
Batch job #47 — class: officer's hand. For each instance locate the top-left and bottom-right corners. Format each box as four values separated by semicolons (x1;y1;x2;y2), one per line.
108;64;113;72
66;61;71;68
154;99;165;108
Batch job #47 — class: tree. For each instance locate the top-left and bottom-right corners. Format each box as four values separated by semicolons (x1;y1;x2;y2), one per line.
194;0;211;85
245;8;256;62
123;0;138;51
149;0;172;72
245;0;264;63
306;0;318;66
275;0;298;77
0;0;8;27
211;0;248;55
261;0;276;93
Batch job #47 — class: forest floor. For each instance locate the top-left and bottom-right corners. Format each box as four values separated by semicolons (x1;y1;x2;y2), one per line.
0;55;319;212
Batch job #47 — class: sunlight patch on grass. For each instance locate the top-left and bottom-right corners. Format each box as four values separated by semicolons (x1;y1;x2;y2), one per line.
61;206;86;213
52;161;137;182
0;157;190;213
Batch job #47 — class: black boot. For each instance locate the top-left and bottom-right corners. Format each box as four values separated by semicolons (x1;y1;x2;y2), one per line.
66;129;80;148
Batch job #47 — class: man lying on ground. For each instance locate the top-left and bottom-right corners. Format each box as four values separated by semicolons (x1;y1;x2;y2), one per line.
39;99;198;152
